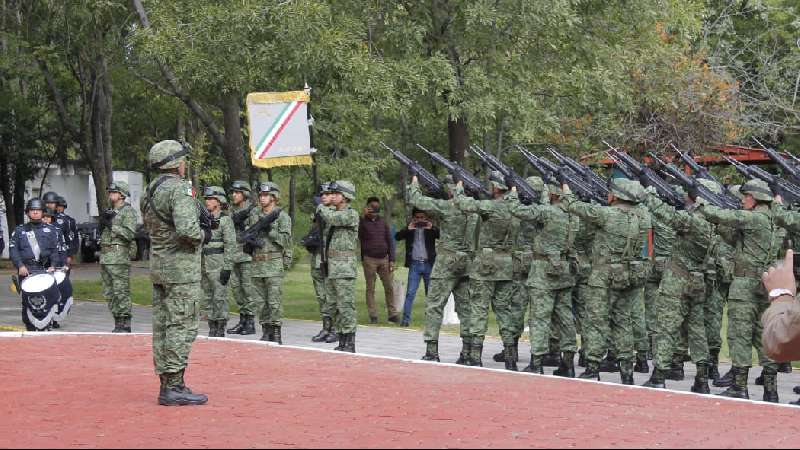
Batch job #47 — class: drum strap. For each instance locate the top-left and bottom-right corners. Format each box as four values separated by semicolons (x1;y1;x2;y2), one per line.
25;229;42;262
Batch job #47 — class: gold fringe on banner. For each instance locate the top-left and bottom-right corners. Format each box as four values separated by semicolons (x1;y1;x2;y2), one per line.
251;154;314;169
247;91;310;105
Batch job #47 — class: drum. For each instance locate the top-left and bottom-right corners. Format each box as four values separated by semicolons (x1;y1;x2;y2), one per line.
20;274;61;331
53;270;74;322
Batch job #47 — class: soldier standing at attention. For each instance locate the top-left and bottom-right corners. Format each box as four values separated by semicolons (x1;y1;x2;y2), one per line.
141;139;209;406
317;181;360;353
99;181;139;333
56;196;79;263
408;175;478;364
564;179;651;384
227;181;258;336
698;179;785;402
248;182;293;344
308;186;339;344
200;186;237;337
453;172;518;369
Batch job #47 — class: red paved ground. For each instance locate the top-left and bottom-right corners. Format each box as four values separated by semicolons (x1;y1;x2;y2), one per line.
1;335;799;449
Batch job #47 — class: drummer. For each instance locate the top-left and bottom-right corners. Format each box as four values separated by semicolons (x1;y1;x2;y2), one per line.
9;199;66;329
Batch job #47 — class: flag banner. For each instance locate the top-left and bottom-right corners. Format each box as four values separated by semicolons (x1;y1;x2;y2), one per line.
246;91;312;169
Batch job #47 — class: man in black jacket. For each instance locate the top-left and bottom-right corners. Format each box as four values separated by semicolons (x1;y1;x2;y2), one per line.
396;209;440;327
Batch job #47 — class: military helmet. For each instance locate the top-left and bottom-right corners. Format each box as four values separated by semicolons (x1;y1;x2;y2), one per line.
697;178;722;195
203;185;228;204
672;184;687;198
107;180;131;199
257;181;281;201
43;207;56;218
609;178;645;203
149;140;190;170
526;176;546;193
26;198;44;212
42;191;59;204
487;171;508;191
230;180;252;198
327;180;356;201
56;196;68;208
728;185;743;200
741;179;774;202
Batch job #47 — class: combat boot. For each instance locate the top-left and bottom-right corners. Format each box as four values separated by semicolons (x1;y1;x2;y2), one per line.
762;369;779;403
709;348;720;382
324;330;339;344
598;352;619;373
691;364;711;394
158;372;208;406
717;366;749;400
794;385;800;395
242;315;256;335
779;362;793;374
51;321;60;329
422;341;440;362
207;321;217;338
503;345;518;372
512;338;520;365
272;326;283;345
714;368;734;388
666;354;685;381
578;348;586;368
312;317;332;343
467;342;483;367
342;333;356;353
578;362;601;381
642;369;666;389
493;350;506;363
619;360;635;385
218;321;227;338
112;317;123;333
542;352;562;367
123;317;132;333
523;356;544;374
260;324;273;342
226;316;246;335
456;339;471;365
553;352;575;378
334;333;345;351
634;353;650;374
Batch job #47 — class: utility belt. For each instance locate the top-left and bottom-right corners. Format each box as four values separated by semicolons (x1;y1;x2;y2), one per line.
328;250;355;258
734;266;763;279
252;252;283;262
203;247;225;256
101;243;127;251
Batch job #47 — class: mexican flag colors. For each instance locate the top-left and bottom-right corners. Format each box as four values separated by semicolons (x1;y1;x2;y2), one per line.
246;90;313;169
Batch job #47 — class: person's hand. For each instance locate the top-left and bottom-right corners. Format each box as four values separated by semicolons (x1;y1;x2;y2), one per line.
389;262;395;272
775;194;784;205
18;266;29;278
422;221;433;230
763;250;797;299
562;183;571;195
219;270;232;286
363;207;372;218
408;221;417;230
66;256;73;266
511;186;517;193
411;176;419;185
47;267;56;273
456;181;463;188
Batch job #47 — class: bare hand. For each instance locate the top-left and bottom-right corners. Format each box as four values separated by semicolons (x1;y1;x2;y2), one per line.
423;221;433;230
763;250;797;299
511;186;517;193
411;176;419;185
456;181;463;188
775;195;784;205
408;222;417;230
18;266;29;278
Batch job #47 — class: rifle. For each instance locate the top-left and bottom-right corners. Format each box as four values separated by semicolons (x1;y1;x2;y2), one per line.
519;146;607;205
231;207;253;233
754;138;800;186
649;153;737;209
605;145;684;208
671;144;722;184
239;208;282;255
548;145;610;199
197;202;219;231
416;144;491;199
724;156;800;205
518;146;560;186
469;145;539;205
381;142;447;199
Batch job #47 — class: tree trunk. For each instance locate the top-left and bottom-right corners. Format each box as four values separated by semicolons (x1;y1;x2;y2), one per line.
448;116;468;165
221;92;248;181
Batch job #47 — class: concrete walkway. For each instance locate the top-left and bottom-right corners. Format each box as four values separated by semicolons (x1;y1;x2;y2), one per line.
2;264;800;406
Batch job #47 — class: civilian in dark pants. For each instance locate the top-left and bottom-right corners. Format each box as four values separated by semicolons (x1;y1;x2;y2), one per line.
396;209;440;327
359;197;398;323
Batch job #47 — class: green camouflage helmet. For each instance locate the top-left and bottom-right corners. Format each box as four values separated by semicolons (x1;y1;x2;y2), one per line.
610;178;645;203
741;179;774;202
697;178;722;195
441;175;457;194
257;181;281;201
229;180;251;198
149;140;189;170
328;180;356;201
488;171;508;191
728;184;743;200
203;185;228;204
107;180;131;198
525;176;546;193
672;184;687;199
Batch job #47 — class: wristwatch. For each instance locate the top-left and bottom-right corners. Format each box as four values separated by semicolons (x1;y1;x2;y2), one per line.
768;288;796;301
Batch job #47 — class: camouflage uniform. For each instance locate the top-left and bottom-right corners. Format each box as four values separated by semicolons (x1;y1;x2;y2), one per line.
409;181;479;363
141;140;207;405
565;179;651;384
100;182;138;329
199;187;236;336
454;181;518;368
699;179;785;401
572;214;598;366
640;213;676;359
317;180;360;352
227;181;259;335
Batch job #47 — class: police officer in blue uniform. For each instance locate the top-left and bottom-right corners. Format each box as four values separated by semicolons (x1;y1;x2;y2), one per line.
9;199;66;330
55;196;79;263
42;192;76;265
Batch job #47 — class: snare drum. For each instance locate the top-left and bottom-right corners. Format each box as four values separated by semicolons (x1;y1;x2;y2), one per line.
20;274;61;331
53;270;74;322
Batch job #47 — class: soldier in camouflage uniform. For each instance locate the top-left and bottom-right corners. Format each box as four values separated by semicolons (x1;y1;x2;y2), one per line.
453;173;519;369
227;180;258;336
508;184;579;377
698;179;785;402
309;186;339;344
408;176;478;364
200;187;237;337
99;181;139;333
564;178;651;384
572;212;598;368
141;139;208;406
248;182;293;344
317;181;360;353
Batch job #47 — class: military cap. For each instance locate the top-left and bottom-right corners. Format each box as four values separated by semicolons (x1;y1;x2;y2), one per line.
41;191;59;203
107;180;131;199
257;181;281;201
203;185;228;204
26;198;44;212
149;140;189;170
741;179;774;202
488;171;508;191
327;180;356;201
610;178;645;203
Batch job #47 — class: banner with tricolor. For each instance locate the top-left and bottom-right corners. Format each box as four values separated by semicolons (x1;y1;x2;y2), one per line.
246;90;313;169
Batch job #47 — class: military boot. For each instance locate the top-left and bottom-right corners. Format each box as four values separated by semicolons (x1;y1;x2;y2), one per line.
422;341;440;362
779;362;793;374
634;353;650;374
553;352;576;378
227;316;246;335
598;352;619;373
578;362;601;381
717;366;749;400
619;360;635;385
207;321;217;338
260;324;273;342
242;315;256;335
542;352;562;367
762;369;779;403
467;342;483;367
794;385;800;395
523;355;544;374
123;317;132;333
312;317;332;343
691;364;711;394
218;321;227;338
342;333;356;353
334;333;345;351
112;317;123;333
158;372;208;406
709;348;721;382
666;354;685;381
493;350;506;363
578;348;586;368
456;339;471;366
503;345;518;372
272;326;283;345
642;368;666;389
714;368;735;388
511;338;520;365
